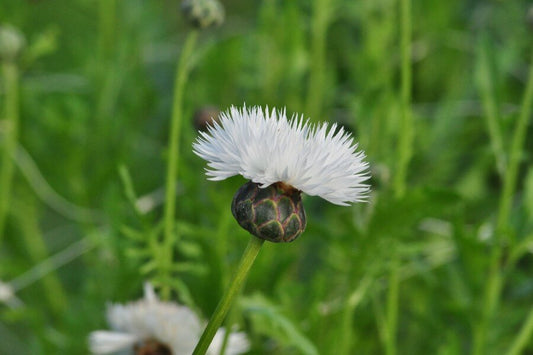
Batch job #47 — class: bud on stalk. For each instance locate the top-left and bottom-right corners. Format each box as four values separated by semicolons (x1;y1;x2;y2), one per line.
231;181;307;243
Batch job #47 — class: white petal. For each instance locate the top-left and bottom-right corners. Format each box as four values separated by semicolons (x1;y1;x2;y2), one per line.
95;282;250;355
0;281;15;303
193;106;370;205
208;328;250;355
143;282;158;303
88;330;138;354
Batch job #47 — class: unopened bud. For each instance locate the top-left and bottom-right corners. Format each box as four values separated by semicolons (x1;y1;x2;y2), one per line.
181;0;225;29
193;106;220;131
0;25;26;62
231;181;307;243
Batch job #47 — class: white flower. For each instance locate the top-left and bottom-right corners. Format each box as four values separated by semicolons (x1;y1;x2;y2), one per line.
193;105;370;206
89;283;249;355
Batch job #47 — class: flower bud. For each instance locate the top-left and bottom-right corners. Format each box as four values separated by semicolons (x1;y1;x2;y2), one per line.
231;181;307;243
193;106;220;131
181;0;225;29
0;25;26;62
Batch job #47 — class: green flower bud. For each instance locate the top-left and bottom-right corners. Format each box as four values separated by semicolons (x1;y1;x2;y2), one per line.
231;181;307;243
181;0;225;29
0;25;26;62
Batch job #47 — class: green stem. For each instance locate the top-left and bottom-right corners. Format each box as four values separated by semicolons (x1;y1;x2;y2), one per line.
393;0;413;199
505;306;533;355
0;61;19;242
305;0;334;121
98;0;116;62
338;276;372;354
476;38;506;176
497;49;533;238
385;256;399;355
12;194;67;314
193;236;265;355
161;30;198;299
473;49;533;355
385;0;412;353
218;301;238;355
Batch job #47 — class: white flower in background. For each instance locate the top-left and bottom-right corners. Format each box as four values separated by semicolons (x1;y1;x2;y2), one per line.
193;105;370;206
0;280;15;302
89;283;249;355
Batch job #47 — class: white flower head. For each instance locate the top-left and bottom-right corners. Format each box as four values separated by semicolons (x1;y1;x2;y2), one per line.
89;283;249;355
193;105;370;206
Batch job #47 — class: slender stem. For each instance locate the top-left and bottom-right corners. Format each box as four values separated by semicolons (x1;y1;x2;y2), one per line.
98;0;116;61
472;259;502;355
385;256;399;355
161;30;198;299
505;306;533;355
496;49;533;237
305;0;334;121
193;236;265;355
338;276;371;354
476;38;506;176
10;236;94;292
385;0;412;353
393;0;413;199
0;61;19;242
12;195;67;313
218;301;237;355
473;49;533;355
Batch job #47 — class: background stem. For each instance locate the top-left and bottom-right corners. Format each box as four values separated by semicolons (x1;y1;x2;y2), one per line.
161;30;198;299
385;0;412;353
506;306;533;355
473;49;533;355
0;61;19;242
305;0;334;121
393;0;413;199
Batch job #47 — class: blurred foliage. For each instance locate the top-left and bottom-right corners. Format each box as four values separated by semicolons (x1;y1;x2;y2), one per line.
1;0;533;354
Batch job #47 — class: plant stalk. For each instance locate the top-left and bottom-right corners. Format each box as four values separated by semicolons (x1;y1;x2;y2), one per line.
505;306;533;355
0;61;19;241
161;30;198;299
305;0;334;121
386;0;412;353
193;236;264;355
473;48;533;355
476;38;506;176
385;255;399;355
393;0;413;199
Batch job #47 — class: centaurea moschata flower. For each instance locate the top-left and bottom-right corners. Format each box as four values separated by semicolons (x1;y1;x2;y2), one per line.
193;106;370;242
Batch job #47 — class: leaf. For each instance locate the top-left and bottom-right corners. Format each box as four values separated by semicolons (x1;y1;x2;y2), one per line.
241;294;319;355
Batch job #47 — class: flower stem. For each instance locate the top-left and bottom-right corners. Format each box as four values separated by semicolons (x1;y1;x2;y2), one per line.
193;236;265;355
496;49;533;240
505;306;533;355
0;61;19;242
161;30;198;299
97;0;116;62
386;0;412;352
385;255;399;355
476;37;506;176
393;0;413;199
305;0;334;121
473;49;533;355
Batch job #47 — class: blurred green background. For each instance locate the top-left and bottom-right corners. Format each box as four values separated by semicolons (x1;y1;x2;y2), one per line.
1;0;533;354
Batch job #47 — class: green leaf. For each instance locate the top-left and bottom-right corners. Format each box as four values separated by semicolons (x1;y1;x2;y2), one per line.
241;294;319;355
